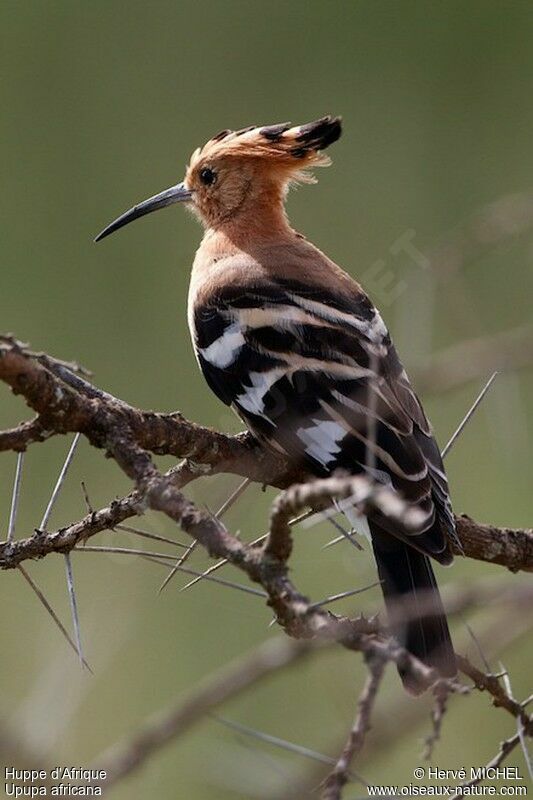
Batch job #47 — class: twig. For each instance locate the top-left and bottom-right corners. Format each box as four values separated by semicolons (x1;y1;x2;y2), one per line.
449;732;523;799
0;463;198;568
457;655;532;727
321;657;385;799
423;680;451;760
216;476;252;516
0;416;53;452
278;604;531;800
267;474;425;563
499;664;533;781
0;335;293;487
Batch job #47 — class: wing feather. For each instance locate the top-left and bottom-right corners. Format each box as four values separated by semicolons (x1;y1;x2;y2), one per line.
191;277;456;559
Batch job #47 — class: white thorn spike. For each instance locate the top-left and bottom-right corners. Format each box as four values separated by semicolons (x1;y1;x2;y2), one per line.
7;451;24;543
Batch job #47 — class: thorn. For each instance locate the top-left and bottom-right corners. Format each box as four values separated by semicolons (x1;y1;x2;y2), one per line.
162;562;266;598
211;714;367;786
39;434;86;669
499;662;512;696
75;545;267;598
284;510;315;527
158;477;251;594
464;622;492;673
80;481;93;514
179;510;313;593
115;524;190;549
63;552;86;669
157;540;198;594
303;501;365;551
309;581;383;609
442;372;498;459
76;544;177;560
17;564;92;672
300;506;340;529
322;533;345;549
499;662;533;781
7;451;24;543
40;433;82;530
216;476;251;517
327;514;364;552
178;548;247;594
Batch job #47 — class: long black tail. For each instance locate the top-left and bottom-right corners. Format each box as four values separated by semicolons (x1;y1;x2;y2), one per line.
370;525;456;694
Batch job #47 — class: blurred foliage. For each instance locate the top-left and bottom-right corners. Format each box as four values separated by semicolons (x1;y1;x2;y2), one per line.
1;2;532;798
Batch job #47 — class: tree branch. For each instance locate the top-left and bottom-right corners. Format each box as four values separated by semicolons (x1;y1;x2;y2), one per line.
1;336;531;574
0;334;467;698
321;657;386;799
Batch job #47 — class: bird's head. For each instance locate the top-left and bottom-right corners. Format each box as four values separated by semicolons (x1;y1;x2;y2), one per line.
95;116;341;241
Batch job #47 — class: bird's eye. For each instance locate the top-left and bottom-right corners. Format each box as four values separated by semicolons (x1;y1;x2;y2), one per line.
199;167;216;186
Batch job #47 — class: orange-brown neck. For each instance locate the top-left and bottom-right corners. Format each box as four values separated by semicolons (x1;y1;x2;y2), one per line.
193;173;293;247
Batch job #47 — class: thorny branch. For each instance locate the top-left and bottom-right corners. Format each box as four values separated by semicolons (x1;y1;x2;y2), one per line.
0;335;449;682
1;333;532;796
1;336;531;573
267;474;425;564
275;592;533;800
321;656;386;800
448;656;533;800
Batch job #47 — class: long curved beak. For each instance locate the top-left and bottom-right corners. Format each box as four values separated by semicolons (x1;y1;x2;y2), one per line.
94;181;192;242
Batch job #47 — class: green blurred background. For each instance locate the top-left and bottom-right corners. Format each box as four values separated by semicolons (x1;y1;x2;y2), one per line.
1;2;532;798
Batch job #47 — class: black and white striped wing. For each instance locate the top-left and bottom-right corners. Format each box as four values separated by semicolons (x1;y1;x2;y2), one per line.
192;279;457;562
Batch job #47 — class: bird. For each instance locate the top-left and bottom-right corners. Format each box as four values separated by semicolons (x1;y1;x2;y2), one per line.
96;116;461;692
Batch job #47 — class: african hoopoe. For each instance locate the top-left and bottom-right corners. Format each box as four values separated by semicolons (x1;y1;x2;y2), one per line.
96;116;460;692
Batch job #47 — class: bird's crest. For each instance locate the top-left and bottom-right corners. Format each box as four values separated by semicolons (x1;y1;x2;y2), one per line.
188;115;342;182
